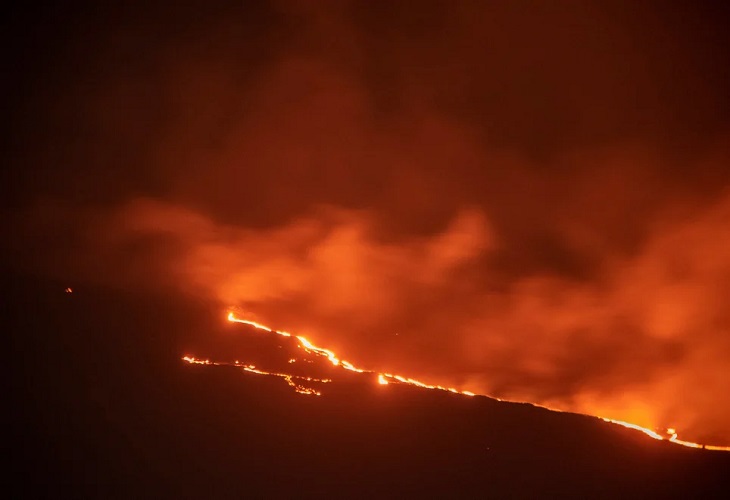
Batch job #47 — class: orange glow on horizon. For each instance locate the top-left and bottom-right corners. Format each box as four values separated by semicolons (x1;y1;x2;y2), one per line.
182;312;730;452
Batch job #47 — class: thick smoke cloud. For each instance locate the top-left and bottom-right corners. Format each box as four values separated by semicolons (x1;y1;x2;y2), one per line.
71;165;728;445
5;1;730;443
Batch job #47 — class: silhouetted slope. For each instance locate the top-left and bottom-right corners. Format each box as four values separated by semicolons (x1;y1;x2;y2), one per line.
6;271;729;498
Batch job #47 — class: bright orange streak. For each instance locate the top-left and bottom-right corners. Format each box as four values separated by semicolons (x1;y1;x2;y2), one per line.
182;355;331;396
185;313;730;452
225;313;478;397
226;312;475;396
597;418;730;451
600;418;666;441
64;287;73;293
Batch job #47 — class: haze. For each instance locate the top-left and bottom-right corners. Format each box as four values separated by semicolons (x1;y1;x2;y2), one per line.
4;1;729;445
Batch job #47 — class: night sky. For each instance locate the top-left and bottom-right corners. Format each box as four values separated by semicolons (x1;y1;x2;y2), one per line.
4;0;730;452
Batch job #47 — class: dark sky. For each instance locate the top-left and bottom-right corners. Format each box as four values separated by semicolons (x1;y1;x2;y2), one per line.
4;0;730;444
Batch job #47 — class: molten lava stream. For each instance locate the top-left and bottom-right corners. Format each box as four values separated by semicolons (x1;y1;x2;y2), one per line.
181;312;730;452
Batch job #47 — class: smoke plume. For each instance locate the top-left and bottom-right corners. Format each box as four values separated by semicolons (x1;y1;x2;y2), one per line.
5;1;730;444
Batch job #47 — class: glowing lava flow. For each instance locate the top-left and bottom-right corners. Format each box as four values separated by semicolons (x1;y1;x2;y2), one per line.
224;312;478;395
182;355;331;396
183;312;730;452
598;418;730;451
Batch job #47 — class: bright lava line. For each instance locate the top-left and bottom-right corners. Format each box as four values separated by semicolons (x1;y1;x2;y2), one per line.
182;312;730;452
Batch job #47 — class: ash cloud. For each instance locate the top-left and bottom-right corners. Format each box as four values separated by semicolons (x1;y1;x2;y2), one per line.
5;1;730;443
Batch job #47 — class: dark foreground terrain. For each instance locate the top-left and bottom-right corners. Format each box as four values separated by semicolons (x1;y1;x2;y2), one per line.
7;271;729;498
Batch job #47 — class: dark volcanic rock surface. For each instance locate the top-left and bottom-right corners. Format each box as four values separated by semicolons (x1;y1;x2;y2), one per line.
7;272;729;498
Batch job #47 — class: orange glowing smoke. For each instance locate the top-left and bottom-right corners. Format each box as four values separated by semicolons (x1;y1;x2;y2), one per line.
180;312;730;452
101;195;730;447
11;2;730;455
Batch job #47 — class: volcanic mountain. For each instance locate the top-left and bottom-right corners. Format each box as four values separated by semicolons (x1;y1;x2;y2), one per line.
8;271;729;498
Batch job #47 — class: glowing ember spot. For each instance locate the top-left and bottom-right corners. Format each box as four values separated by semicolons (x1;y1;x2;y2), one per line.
179;313;730;451
64;287;73;293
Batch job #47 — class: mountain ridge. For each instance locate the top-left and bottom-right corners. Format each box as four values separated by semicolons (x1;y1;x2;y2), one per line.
7;271;729;497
